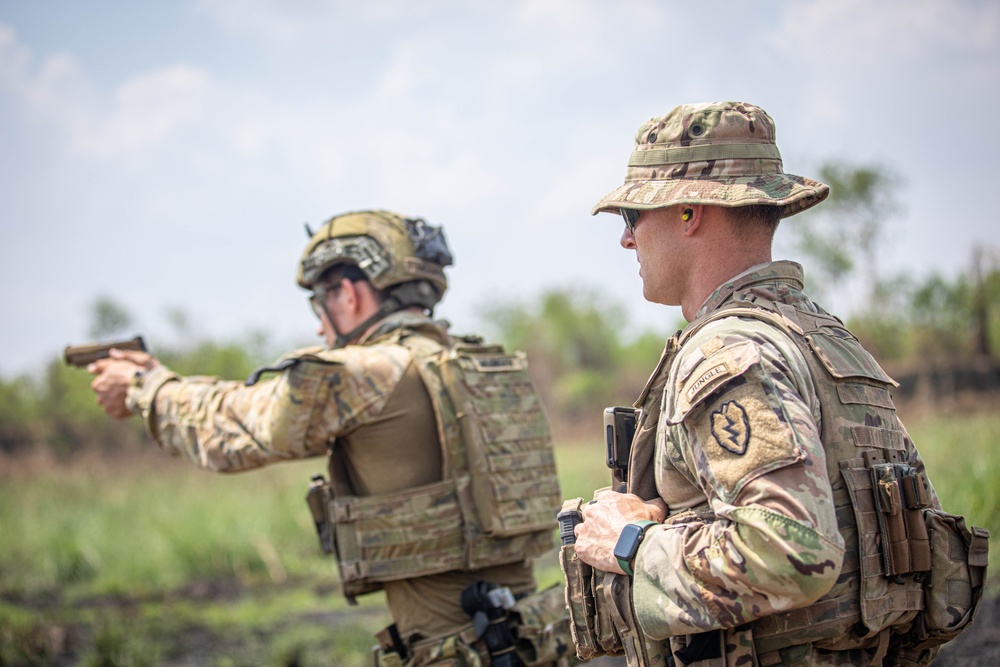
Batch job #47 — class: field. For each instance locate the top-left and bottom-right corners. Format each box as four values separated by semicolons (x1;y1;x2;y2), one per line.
1;409;998;666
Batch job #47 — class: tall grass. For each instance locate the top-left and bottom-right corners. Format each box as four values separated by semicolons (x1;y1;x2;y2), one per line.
0;452;333;598
906;410;1000;549
0;408;997;665
0;450;388;665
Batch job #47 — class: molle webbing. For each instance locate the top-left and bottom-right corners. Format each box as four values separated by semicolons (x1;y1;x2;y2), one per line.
326;331;559;596
331;480;465;586
628;336;679;502
410;335;561;540
680;299;925;653
445;344;561;536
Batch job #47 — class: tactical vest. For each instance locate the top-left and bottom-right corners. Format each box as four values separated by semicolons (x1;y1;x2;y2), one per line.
609;297;987;666
315;328;560;601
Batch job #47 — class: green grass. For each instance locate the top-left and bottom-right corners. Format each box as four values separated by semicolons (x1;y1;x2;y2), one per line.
1;408;997;665
0;454;332;598
0;453;393;665
907;411;1000;533
905;409;1000;592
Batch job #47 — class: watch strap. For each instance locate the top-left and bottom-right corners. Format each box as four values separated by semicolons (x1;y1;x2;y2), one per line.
616;520;658;576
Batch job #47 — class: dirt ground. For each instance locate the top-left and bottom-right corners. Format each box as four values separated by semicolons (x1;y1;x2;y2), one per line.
4;580;998;665
932;593;1000;665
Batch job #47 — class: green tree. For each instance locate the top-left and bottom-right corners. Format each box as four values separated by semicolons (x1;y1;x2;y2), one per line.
791;162;902;304
846;274;915;362
0;299;274;455
481;289;622;418
87;297;134;340
480;288;664;428
0;375;43;452
902;248;1000;361
158;336;269;381
969;245;1000;358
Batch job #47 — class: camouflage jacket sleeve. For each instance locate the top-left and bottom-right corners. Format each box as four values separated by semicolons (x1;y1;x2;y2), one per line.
631;317;847;639
125;345;412;472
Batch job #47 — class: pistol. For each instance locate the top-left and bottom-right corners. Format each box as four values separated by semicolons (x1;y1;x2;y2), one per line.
63;336;148;367
604;406;638;487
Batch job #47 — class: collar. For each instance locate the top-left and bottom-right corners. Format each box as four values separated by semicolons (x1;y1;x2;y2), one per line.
694;260;805;319
355;310;450;345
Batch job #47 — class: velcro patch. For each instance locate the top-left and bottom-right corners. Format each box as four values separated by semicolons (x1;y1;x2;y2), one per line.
667;339;760;424
692;380;801;498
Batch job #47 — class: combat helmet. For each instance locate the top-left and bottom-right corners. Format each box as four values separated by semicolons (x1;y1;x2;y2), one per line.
298;210;453;345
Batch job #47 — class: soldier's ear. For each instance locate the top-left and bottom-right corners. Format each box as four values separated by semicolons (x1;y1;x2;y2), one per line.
681;205;703;235
333;277;359;311
346;278;386;317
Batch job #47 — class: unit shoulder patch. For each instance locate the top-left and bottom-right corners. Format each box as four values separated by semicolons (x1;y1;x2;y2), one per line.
690;379;803;499
711;400;751;455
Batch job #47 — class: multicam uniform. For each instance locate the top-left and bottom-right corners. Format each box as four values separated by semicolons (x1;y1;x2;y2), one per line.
632;261;897;664
565;101;986;667
565;261;987;667
125;311;553;650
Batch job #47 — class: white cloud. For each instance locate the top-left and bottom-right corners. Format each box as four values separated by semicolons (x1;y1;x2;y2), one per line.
0;23;29;83
371;36;439;99
771;0;999;60
192;0;463;43
515;0;605;37
192;0;338;42
0;27;334;185
73;66;213;157
0;24;98;135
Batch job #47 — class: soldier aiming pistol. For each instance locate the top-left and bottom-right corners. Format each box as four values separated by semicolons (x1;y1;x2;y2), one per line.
64;336;148;368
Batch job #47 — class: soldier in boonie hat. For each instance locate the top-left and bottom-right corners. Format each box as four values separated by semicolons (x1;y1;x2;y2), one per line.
592;100;828;219
563;102;983;667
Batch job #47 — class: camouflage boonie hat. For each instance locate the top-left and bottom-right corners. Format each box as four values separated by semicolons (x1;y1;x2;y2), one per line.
592;101;829;218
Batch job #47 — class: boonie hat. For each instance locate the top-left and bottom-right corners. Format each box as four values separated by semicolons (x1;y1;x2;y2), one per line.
592;101;829;218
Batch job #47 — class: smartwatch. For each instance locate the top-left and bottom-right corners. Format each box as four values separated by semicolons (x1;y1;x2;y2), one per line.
613;520;658;576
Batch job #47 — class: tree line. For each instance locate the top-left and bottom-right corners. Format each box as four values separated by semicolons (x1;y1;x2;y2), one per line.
2;161;997;453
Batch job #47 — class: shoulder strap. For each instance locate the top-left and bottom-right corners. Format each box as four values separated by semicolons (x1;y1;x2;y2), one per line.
680;295;846;349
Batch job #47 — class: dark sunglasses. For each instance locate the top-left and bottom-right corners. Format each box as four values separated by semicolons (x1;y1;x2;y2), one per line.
620;208;640;233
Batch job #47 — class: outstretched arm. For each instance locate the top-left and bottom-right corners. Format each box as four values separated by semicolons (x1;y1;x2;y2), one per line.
88;348;160;418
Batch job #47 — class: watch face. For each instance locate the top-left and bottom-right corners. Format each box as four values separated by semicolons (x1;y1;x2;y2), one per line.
614;523;645;561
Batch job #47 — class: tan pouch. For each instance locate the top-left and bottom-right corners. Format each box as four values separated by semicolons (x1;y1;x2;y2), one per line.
559;543;605;660
435;344;561;538
331;479;467;587
591;571;625;655
406;632;486;667
907;509;989;650
510;584;575;666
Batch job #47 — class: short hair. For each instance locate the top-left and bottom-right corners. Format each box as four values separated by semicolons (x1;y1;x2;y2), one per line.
318;264;387;302
724;204;782;243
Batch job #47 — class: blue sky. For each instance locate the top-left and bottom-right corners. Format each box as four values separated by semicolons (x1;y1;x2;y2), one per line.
2;0;998;376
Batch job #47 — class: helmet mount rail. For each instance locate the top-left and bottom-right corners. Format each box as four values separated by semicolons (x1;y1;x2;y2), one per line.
297;210;454;348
